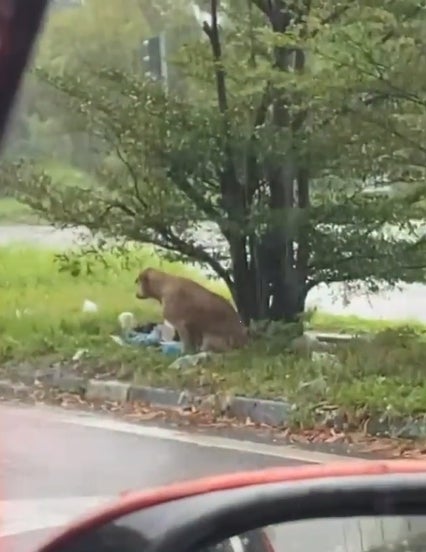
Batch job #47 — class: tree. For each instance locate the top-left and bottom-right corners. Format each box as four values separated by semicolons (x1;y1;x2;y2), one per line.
4;0;153;166
5;0;426;325
38;0;151;72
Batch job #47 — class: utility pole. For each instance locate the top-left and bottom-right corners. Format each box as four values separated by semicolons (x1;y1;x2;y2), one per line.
140;33;168;92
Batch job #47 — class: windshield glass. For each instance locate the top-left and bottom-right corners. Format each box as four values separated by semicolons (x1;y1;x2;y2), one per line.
36;513;426;552
1;6;426;538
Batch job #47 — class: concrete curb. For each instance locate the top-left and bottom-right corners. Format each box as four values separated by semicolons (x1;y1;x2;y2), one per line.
0;373;424;440
0;374;292;427
82;379;292;427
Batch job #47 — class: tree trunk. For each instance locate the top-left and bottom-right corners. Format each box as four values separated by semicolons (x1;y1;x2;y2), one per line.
228;235;258;324
210;0;311;327
257;1;310;325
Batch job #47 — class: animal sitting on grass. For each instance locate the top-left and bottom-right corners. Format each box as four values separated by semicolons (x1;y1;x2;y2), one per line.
135;267;248;354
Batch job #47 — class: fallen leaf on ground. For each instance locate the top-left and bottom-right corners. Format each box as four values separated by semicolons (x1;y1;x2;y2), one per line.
5;384;426;460
124;410;165;421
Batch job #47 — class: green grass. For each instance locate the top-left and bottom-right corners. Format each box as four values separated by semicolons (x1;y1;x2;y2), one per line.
0;243;230;359
310;312;426;336
0;198;42;224
1;244;426;427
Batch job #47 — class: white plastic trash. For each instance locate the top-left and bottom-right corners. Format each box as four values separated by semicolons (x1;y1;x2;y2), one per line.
72;348;89;361
110;335;126;346
117;311;136;332
82;299;98;313
158;322;176;342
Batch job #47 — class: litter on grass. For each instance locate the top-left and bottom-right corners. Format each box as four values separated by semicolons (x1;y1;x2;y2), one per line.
110;313;214;369
111;311;183;356
82;299;98;313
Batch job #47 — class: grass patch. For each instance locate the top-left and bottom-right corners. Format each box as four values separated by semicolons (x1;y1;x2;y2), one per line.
1;244;426;426
310;312;426;336
0;198;42;225
0;244;229;361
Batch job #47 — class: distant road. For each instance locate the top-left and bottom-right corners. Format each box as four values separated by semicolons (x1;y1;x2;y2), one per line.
2;223;426;322
0;224;89;248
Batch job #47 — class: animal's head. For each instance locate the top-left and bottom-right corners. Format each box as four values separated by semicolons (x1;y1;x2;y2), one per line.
135;268;156;300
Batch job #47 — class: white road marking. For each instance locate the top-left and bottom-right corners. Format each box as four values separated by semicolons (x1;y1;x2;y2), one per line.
0;404;363;542
0;497;113;537
16;403;363;465
55;413;360;464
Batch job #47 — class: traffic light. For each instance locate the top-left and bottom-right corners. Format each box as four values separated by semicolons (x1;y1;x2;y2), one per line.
141;33;168;89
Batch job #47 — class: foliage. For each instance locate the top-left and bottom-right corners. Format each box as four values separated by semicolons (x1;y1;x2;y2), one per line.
2;244;426;424
4;0;153;167
38;0;150;73
3;0;426;323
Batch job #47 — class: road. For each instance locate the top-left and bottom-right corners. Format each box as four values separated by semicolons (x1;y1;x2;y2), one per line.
0;403;314;552
0;404;423;552
2;224;426;322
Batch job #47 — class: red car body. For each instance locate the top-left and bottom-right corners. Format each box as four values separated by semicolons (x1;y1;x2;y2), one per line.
37;460;426;552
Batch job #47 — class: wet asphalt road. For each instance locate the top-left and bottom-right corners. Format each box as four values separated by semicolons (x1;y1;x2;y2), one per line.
0;403;308;551
1;404;304;501
0;404;424;552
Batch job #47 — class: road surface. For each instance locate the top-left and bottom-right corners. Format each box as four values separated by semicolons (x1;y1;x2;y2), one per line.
1;224;426;322
0;403;316;551
0;404;423;552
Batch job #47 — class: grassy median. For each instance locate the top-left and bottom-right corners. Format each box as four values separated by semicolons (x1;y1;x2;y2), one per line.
1;244;426;424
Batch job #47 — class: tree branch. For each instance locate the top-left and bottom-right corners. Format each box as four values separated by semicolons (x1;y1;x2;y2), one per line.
98;201;137;221
318;4;351;29
245;82;273;198
250;0;351;34
202;0;228;114
110;140;148;209
202;0;242;218
352;110;426;157
93;199;233;287
316;4;425;129
146;228;233;288
165;166;220;220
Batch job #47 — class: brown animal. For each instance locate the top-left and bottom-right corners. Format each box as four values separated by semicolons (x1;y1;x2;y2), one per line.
135;267;248;354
